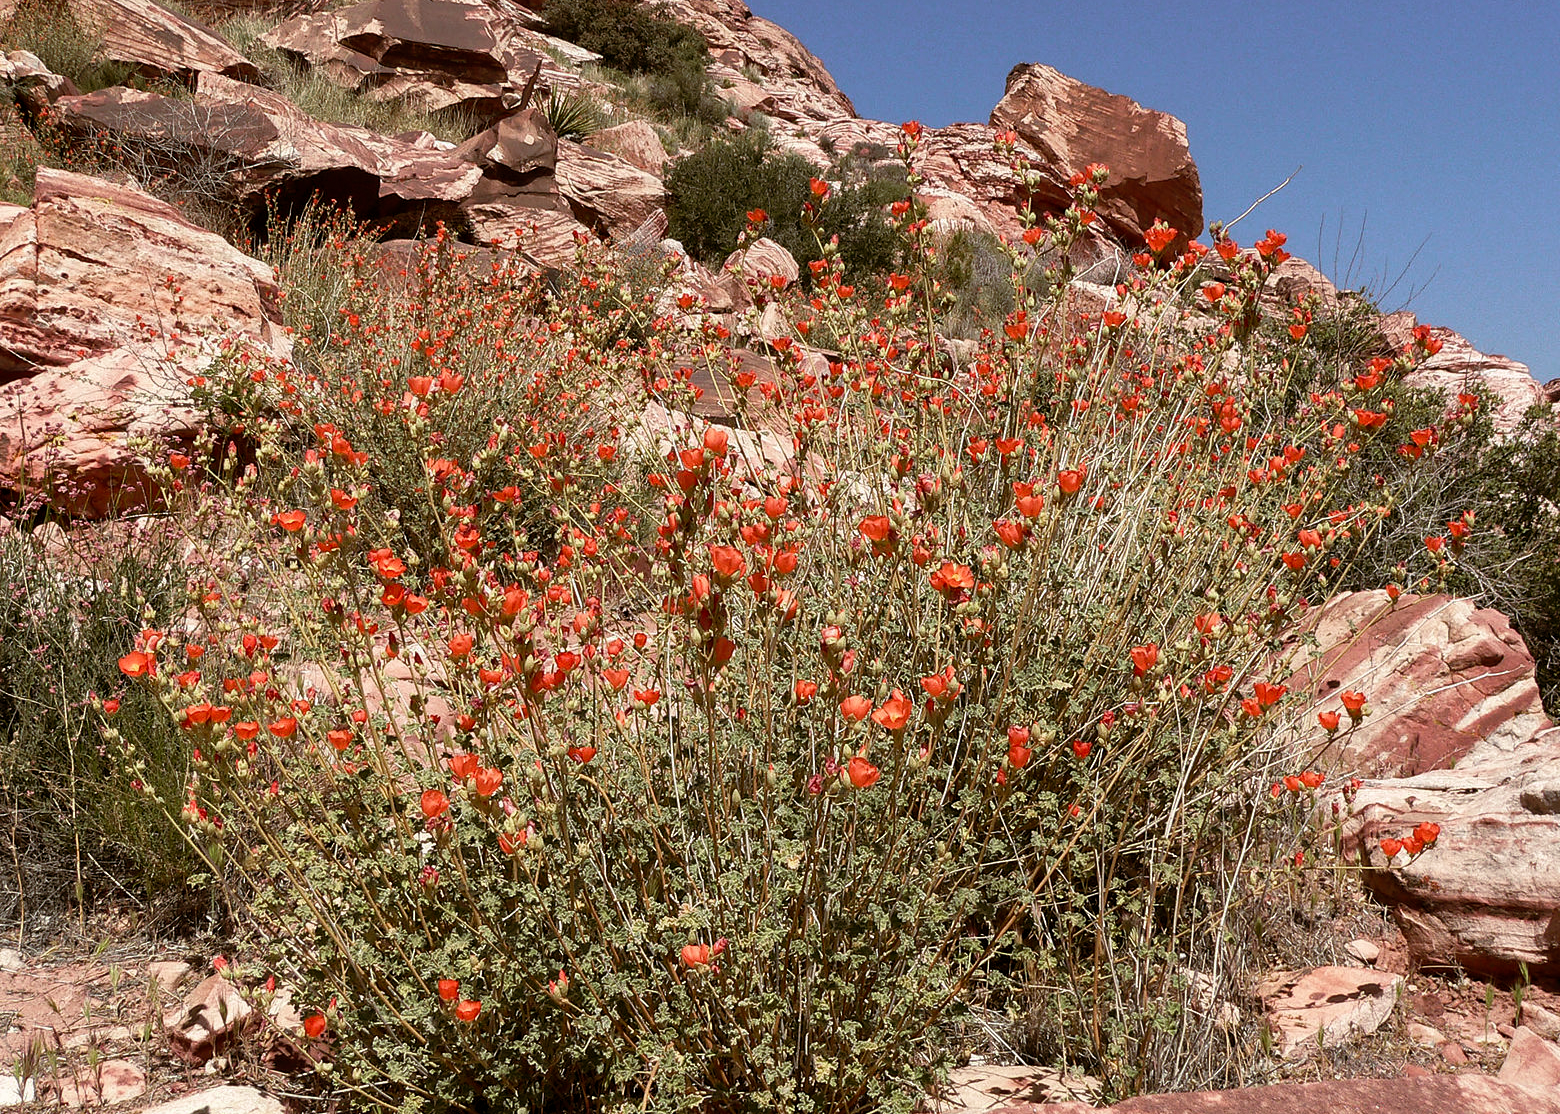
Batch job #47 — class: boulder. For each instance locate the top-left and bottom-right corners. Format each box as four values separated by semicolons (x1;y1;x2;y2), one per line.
588;120;669;176
263;0;563;123
1258;966;1404;1058
1;48;80;112
1400;322;1548;434
1285;591;1552;778
990;62;1203;247
0;169;284;516
1023;1075;1560;1114
723;236;798;290
51;77;486;227
910;121;1059;242
1341;723;1560;977
1502;1026;1560;1088
554;138;665;240
165;972;255;1063
63;0;259;82
1285;589;1560;975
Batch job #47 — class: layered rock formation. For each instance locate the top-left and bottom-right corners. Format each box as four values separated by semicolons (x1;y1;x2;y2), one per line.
0;169;284;515
990;62;1203;245
1288;591;1560;976
262;0;573;123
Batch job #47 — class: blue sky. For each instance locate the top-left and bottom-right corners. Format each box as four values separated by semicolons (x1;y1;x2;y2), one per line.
748;0;1558;384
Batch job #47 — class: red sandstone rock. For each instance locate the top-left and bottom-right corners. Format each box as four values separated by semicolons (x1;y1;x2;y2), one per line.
656;0;855;125
1257;966;1403;1058
1502;1026;1560;1087
990;62;1203;247
1285;591;1551;778
1400;322;1548;434
52;76;486;226
554;138;665;240
1285;590;1560;974
45;1058;146;1107
165;973;255;1064
1341;725;1560;977
0;169;284;516
589;120;670;176
723;236;797;291
263;0;564;123
64;0;258;82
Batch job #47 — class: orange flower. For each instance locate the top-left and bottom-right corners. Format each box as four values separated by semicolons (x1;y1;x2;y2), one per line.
871;690;912;733
1378;837;1402;859
118;651;155;678
1299;770;1324;790
859;515;893;543
681;943;712;968
603;667;629;691
1056;469;1084;495
633;688;660;707
567;744;596;764
794;679;818;703
993;519;1028;549
847;755;881;789
269;716;297;738
420;789;450;820
326;728;354;752
303;1014;327;1039
448;752;479;781
454;1000;481;1022
233;721;260;741
1340;690;1367;717
272;510;307;532
1143;223;1177;253
1413;821;1440;846
1129;644;1158;676
1317;710;1341;732
1254;682;1286;707
928;562;974;596
473;767;502;797
1201;282;1226;303
1071;738;1092;760
448;633;475;660
709;544;746;582
1007;734;1032;768
438;978;460;1001
839;695;872;722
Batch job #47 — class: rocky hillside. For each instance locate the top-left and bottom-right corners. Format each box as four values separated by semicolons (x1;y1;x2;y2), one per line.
2;0;1554;514
3;4;1560;1111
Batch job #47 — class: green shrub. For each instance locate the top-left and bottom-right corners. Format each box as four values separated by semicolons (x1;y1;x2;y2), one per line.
541;0;711;115
665;130;906;279
0;517;209;929
113;146;1443;1109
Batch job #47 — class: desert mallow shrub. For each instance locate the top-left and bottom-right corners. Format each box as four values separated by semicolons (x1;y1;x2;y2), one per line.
113;127;1459;1110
